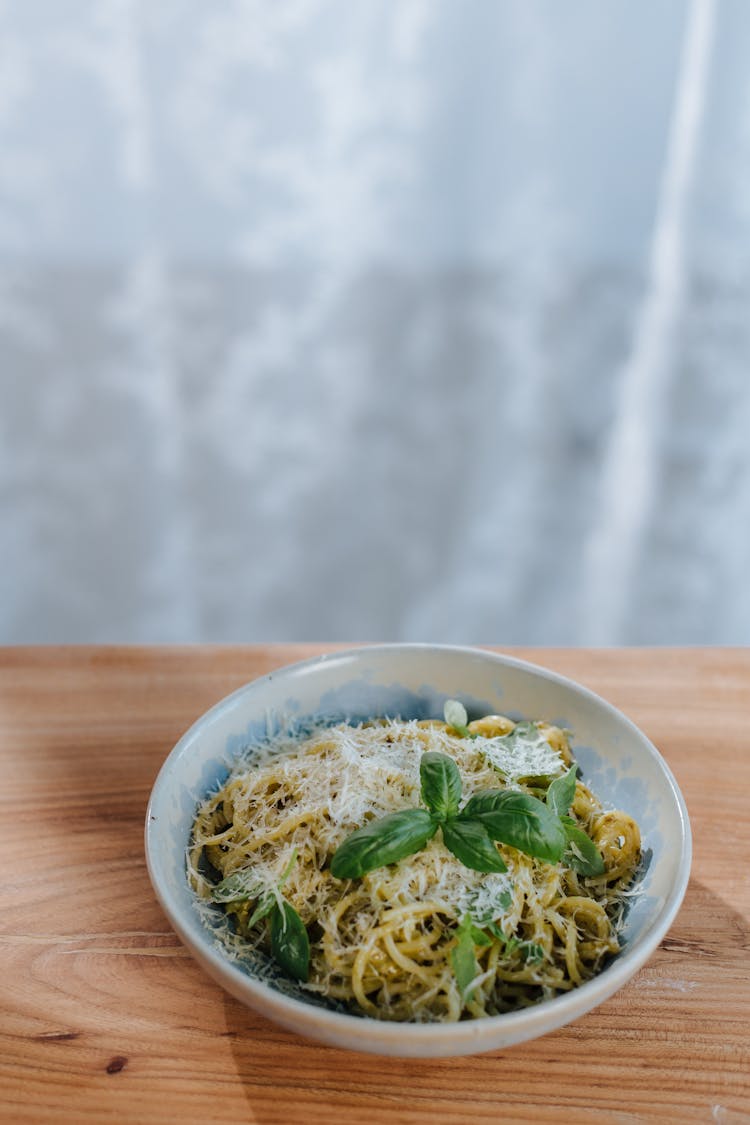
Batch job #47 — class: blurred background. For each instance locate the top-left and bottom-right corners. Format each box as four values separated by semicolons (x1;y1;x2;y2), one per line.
1;0;748;646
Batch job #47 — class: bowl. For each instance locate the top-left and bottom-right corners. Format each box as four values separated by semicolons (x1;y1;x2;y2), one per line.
145;644;691;1057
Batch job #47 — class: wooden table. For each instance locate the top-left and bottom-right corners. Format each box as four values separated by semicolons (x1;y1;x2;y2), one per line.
1;646;748;1124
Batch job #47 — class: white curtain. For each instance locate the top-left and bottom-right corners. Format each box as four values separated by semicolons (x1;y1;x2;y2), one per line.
2;0;748;643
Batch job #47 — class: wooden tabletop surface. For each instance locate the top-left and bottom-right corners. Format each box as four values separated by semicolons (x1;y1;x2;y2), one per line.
1;645;748;1124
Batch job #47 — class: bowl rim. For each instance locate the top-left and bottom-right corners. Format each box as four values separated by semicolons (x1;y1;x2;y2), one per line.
145;643;692;1049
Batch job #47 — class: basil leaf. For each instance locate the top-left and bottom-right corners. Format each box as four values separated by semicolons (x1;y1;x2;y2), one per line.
483;923;544;963
546;764;578;817
330;809;438;879
521;941;545;964
497;888;513;912
451;932;478;1001
458;790;567;863
441;818;508;873
483;920;510;943
462;885;513;925
562;822;605;876
211;871;263;904
484;922;521;955
444;699;468;729
420;751;462;820
451;915;490;1001
443;699;476;739
468;926;493;948
269;901;310;981
246;892;276;930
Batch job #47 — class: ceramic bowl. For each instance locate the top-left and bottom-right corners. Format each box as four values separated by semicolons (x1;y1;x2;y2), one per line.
145;644;691;1057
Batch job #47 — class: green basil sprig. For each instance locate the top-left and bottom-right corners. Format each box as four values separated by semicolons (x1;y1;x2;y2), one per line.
451;914;545;1000
560;816;605;876
483;920;545;963
453;707;605;877
269;900;310;981
329;809;437;880
443;699;478;740
441;817;509;874
460;790;567;864
420;750;462;819
211;870;263;904
546;764;578;817
543;764;605;876
331;750;567;879
211;849;310;981
451;914;493;1000
331;709;606;880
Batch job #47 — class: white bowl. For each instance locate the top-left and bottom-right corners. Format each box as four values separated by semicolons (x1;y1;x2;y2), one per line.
145;644;691;1057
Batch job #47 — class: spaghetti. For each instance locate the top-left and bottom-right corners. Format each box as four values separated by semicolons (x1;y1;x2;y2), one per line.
189;710;641;1022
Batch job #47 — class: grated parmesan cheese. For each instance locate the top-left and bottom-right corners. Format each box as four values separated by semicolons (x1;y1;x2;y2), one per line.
189;713;640;1022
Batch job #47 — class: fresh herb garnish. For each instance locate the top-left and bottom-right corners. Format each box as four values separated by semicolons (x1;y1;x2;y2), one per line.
459;789;567;864
523;941;545;964
331;703;605;882
329;809;437;880
211;870;264;903
546;764;578;818
420;751;462;819
544;765;605;876
269;899;310;981
443;699;477;739
331;752;565;879
560;816;605;876
245;893;277;930
243;846;300;928
496;888;513;912
452;913;546;999
482;920;545;964
451;914;492;1000
441;817;509;873
482;919;507;942
211;850;310;980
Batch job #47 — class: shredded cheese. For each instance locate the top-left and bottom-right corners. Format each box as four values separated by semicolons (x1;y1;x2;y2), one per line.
189;715;642;1022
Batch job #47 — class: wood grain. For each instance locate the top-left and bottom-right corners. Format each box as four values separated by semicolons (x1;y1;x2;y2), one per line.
1;646;748;1124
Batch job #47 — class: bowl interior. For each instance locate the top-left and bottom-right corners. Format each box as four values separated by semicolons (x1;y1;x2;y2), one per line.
145;645;691;1050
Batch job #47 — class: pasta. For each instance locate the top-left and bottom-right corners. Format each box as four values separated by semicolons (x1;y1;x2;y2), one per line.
189;708;641;1022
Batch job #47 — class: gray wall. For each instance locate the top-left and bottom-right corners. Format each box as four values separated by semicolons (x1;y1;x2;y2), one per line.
2;0;748;644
